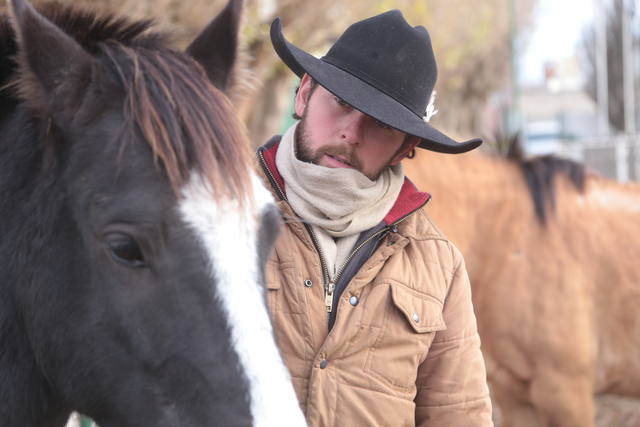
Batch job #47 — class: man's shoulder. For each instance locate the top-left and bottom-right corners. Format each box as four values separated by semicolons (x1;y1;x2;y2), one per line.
399;206;448;242
398;207;465;270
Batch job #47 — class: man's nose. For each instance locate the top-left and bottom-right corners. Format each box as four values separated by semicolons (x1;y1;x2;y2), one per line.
340;110;366;145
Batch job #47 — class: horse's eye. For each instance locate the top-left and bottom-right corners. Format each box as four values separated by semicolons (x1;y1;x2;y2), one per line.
105;234;146;268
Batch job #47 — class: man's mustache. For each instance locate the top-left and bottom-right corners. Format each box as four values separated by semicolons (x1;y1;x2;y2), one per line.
318;145;362;170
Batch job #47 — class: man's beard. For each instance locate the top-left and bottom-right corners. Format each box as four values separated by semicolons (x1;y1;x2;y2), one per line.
294;115;390;181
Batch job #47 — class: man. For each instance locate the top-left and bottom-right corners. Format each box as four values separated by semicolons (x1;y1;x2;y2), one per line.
257;9;493;427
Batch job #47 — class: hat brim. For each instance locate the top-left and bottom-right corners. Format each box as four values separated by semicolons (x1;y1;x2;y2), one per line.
270;18;482;154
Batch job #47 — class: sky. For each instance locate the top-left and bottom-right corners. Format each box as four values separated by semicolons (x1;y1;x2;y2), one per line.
521;0;595;85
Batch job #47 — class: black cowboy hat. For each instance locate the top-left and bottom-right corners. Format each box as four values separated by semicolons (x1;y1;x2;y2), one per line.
270;10;482;154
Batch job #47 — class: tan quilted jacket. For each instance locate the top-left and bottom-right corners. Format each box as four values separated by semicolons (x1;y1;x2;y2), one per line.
259;139;493;427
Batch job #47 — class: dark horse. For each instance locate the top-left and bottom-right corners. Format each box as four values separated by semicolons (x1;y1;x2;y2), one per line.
0;0;305;426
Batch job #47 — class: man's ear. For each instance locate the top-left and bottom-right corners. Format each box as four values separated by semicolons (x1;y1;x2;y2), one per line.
294;74;314;118
390;136;421;165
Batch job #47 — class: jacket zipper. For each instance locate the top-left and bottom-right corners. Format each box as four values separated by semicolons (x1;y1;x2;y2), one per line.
258;150;287;202
259;149;430;320
325;226;391;311
325;209;423;319
258;149;331;288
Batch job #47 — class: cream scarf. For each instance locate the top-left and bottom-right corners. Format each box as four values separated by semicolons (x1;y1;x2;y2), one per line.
276;123;404;277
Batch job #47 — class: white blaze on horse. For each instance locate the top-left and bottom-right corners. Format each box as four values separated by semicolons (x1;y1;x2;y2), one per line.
405;147;640;427
0;0;305;426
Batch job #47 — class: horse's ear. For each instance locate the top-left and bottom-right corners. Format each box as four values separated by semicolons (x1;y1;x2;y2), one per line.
8;0;94;119
186;0;242;93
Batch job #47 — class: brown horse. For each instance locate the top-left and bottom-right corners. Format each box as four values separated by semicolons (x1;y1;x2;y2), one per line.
405;148;640;427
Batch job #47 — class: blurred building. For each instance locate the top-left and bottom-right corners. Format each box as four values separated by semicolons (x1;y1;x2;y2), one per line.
521;55;597;159
520;54;639;181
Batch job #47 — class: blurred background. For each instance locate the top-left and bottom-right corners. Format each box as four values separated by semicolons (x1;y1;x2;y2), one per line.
3;0;634;183
3;0;635;425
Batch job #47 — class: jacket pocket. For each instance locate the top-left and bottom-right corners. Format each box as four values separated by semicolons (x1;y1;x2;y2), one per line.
364;284;447;391
389;284;446;333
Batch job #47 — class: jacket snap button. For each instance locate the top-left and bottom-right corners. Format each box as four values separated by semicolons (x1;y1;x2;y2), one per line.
303;279;313;288
319;359;328;369
412;312;420;323
349;296;359;306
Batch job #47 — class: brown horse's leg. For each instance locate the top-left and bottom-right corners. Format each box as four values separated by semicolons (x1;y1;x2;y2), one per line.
529;374;594;427
492;383;540;427
489;366;537;426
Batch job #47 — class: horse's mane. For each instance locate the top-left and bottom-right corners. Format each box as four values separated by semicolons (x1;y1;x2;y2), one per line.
507;137;586;225
0;2;251;202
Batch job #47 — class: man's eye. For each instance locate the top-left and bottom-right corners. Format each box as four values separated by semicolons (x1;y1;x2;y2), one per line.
375;120;392;130
334;96;349;107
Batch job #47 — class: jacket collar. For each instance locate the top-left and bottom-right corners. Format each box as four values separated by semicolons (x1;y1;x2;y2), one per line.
257;136;431;225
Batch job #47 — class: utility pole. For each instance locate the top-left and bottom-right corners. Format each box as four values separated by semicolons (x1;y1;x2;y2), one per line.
595;0;610;136
622;0;635;135
508;0;521;138
620;0;635;181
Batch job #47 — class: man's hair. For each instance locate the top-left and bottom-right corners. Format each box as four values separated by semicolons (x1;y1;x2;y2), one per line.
292;78;318;120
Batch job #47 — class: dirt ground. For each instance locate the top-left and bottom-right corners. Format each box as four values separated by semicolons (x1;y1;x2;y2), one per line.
493;395;640;426
65;395;640;427
67;394;640;427
594;395;640;426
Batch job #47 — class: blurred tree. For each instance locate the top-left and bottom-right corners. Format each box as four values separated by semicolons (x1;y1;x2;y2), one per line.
581;0;632;133
240;0;537;145
2;0;536;145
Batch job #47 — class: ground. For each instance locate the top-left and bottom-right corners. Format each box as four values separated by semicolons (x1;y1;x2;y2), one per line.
492;395;640;426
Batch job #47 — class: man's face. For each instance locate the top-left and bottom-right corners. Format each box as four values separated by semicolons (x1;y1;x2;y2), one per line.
294;74;418;180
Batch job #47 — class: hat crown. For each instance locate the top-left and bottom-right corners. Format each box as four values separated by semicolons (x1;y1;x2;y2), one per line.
322;10;436;117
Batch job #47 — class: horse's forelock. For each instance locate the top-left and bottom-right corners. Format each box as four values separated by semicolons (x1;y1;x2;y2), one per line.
1;2;253;203
100;43;253;204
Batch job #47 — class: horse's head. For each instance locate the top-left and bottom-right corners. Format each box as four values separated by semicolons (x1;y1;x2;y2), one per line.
6;0;304;425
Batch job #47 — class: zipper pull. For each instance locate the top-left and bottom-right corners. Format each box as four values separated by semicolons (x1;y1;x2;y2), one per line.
324;282;335;312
